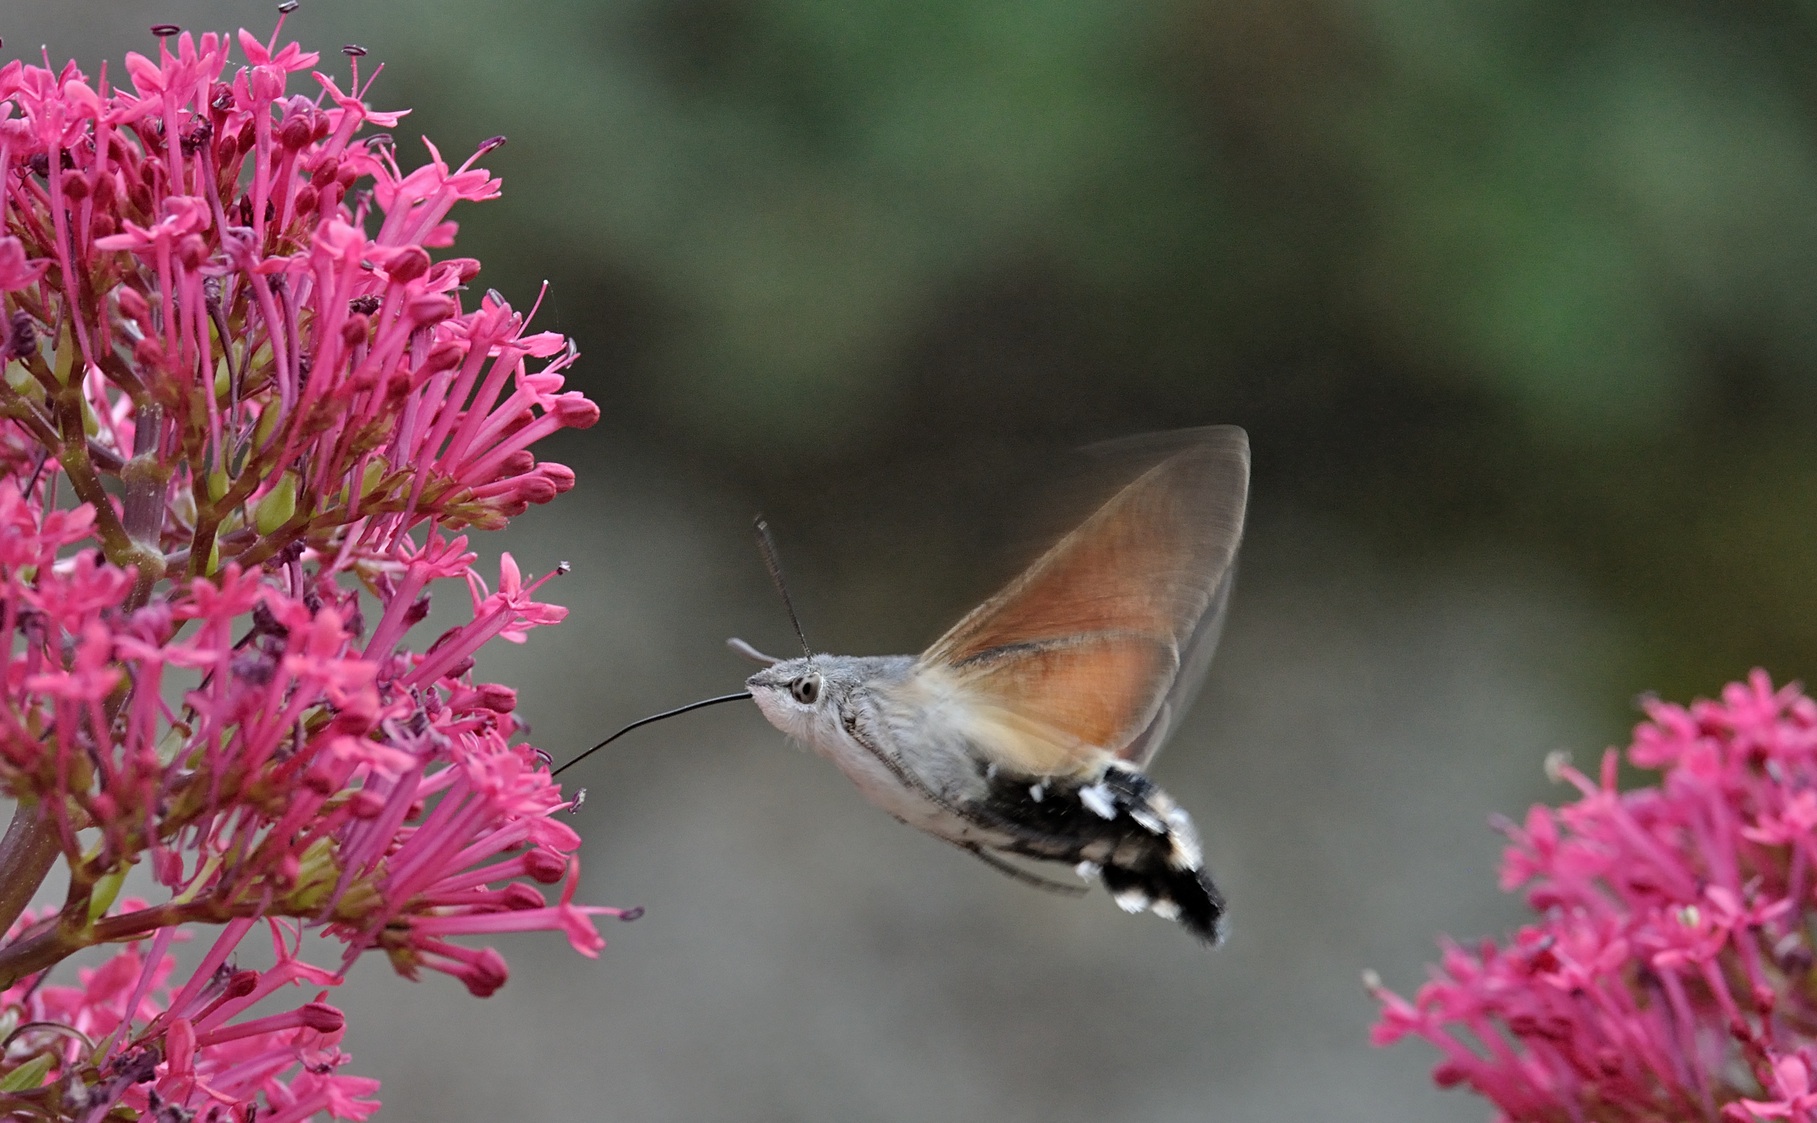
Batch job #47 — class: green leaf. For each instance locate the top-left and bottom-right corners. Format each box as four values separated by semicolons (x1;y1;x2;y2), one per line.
0;1052;56;1092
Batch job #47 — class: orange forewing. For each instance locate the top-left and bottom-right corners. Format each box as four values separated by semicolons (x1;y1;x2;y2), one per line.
920;428;1248;773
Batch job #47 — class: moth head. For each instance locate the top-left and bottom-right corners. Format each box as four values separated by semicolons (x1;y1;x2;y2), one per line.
746;656;844;743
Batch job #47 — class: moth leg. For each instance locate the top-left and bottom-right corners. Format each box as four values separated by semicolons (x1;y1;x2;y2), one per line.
959;844;1087;897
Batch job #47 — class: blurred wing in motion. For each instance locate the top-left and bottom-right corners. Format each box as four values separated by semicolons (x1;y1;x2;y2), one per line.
919;426;1249;776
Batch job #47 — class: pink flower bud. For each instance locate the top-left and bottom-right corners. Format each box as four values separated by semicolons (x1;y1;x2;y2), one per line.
423;340;464;372
178;233;209;268
540;463;576;493
384;245;431;283
117;286;150;321
525;849;567;884
459;948;510;997
277;113;312;150
302;762;339;794
223;970;260;999
554;393;600;428
406;293;455;324
477;682;517;712
517;475;559;505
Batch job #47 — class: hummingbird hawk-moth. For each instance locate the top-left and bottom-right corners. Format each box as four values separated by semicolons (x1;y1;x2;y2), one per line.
741;427;1248;943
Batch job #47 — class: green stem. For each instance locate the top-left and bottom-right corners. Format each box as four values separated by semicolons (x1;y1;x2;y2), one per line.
48;414;134;565
0;896;251;992
0;802;62;948
119;400;168;610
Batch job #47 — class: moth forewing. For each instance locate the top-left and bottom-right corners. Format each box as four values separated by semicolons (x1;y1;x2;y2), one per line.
919;427;1249;773
918;633;1177;778
1119;553;1239;768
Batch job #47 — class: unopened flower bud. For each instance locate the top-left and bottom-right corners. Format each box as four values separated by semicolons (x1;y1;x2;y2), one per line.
460;949;510;998
517;475;558;505
540;463;577;493
476;682;517;712
406;293;454;325
385;246;431;283
133;334;164;368
178;234;208;268
341;313;371;348
554;394;600;428
423;341;464;372
117;287;150;322
220;972;258;1000
523;850;567;885
278;113;312;150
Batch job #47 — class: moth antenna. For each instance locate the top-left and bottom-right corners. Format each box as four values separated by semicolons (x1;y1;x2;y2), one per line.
753;516;814;665
552;691;753;778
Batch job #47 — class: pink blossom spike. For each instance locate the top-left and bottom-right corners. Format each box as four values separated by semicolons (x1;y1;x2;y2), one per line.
1373;673;1817;1121
0;22;618;1120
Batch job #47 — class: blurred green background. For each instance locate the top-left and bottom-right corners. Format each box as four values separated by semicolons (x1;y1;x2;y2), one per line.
389;0;1816;703
14;1;1817;1119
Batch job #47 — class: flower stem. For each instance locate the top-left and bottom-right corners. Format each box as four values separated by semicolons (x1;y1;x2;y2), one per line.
120;401;168;609
0;801;61;946
0;895;251;991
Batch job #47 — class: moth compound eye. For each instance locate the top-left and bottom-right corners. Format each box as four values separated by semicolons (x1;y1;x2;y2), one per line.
789;674;822;705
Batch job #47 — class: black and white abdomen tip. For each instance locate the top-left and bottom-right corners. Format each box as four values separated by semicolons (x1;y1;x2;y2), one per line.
984;762;1228;944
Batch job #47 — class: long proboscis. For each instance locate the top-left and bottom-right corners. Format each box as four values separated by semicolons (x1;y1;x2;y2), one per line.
552;691;753;778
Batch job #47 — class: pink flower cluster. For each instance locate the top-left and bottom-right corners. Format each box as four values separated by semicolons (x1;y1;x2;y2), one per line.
3;905;377;1123
0;20;615;1121
1371;672;1817;1122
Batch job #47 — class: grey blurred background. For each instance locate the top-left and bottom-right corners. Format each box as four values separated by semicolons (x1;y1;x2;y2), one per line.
13;0;1817;1118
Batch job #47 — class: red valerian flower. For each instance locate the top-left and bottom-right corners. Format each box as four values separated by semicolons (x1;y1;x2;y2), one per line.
1371;672;1817;1122
0;17;621;1120
1;906;380;1121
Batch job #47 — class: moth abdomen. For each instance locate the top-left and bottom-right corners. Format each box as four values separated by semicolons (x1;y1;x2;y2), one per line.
1096;858;1225;944
979;762;1227;944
